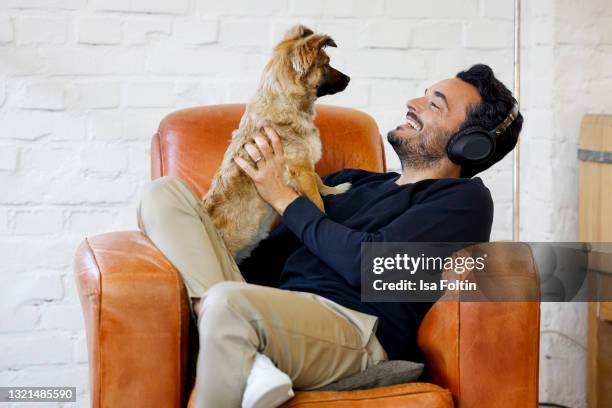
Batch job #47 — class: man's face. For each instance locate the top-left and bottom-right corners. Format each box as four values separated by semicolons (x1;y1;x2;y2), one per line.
388;78;482;169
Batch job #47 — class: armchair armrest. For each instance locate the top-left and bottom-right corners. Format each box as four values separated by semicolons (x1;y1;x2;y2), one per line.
417;242;540;407
74;231;192;408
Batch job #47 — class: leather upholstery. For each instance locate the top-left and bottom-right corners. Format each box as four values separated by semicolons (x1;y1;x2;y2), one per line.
186;383;452;408
75;232;191;407
418;243;540;407
281;383;453;408
75;104;539;408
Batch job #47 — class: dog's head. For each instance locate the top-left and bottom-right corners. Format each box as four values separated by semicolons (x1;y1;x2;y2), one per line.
271;25;350;98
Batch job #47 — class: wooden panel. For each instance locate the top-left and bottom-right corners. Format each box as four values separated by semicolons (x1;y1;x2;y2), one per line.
600;302;612;322
579;115;612;242
579;114;612;408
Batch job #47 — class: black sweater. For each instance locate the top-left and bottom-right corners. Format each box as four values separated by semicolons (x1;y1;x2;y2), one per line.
239;169;493;361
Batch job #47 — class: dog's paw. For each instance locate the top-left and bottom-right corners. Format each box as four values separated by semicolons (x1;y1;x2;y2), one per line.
329;182;352;195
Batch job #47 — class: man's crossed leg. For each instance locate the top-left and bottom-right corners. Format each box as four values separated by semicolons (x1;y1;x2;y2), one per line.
137;176;386;408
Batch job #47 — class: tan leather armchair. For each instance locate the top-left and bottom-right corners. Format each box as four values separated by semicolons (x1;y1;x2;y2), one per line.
74;104;540;408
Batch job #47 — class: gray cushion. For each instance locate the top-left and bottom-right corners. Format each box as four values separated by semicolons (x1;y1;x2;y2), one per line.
317;360;424;391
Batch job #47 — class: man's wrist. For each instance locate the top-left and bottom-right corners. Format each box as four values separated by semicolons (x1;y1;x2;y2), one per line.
272;190;300;215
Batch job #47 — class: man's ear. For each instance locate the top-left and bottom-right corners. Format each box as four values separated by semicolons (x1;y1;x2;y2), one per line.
290;34;337;76
282;25;314;41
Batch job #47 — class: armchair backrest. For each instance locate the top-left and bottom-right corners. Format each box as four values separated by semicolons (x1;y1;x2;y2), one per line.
151;104;386;197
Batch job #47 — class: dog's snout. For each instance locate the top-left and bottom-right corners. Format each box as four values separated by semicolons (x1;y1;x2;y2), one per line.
317;67;350;97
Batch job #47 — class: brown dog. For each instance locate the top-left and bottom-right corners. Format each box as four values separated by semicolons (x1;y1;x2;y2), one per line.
201;25;351;262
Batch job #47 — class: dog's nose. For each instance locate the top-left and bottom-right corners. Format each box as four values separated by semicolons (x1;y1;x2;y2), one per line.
341;74;350;88
337;77;350;92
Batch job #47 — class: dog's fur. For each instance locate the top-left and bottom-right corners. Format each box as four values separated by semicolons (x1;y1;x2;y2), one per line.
201;25;351;262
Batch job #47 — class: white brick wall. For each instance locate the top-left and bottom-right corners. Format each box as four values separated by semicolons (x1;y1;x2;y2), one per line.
2;0;603;406
77;17;123;45
18;16;68;45
17;81;66;110
65;81;120;109
0;16;14;43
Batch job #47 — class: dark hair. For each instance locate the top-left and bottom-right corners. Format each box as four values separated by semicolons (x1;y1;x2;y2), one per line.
455;64;523;178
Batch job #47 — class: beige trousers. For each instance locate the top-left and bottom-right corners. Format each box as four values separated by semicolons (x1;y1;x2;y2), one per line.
137;176;387;408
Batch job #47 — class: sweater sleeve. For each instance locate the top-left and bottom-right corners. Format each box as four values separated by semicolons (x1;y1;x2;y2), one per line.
281;182;493;287
239;169;360;285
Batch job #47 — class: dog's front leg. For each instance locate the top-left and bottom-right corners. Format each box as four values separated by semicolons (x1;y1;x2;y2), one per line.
315;174;351;196
290;167;326;212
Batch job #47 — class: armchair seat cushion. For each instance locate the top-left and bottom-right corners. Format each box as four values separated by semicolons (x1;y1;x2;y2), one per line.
187;383;453;408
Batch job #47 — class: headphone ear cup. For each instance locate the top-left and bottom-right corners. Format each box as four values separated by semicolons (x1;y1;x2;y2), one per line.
447;127;495;165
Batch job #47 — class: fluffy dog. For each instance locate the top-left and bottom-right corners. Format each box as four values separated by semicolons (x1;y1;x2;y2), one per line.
202;25;351;262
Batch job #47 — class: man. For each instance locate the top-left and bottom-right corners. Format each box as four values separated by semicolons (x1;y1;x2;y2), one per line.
137;64;523;408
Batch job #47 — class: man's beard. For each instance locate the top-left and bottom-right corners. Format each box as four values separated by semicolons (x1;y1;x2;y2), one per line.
387;128;449;170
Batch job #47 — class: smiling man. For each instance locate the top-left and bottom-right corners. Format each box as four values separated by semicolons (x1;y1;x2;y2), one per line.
138;64;523;407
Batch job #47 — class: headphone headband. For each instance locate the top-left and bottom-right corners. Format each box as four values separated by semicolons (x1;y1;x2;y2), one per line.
491;101;519;136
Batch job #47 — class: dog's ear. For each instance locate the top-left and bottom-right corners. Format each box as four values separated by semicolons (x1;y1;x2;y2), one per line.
305;34;337;50
283;25;314;41
290;34;336;76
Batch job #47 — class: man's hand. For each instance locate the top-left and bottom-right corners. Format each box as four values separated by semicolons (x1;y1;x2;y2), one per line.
234;126;300;215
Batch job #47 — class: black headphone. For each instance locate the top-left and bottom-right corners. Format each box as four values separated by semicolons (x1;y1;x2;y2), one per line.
447;102;520;165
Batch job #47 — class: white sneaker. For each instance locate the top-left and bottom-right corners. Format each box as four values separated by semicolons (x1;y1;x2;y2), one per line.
242;353;294;408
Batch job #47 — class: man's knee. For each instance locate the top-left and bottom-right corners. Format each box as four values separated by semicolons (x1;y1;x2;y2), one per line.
199;282;255;332
140;175;184;205
138;176;191;228
201;282;249;314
